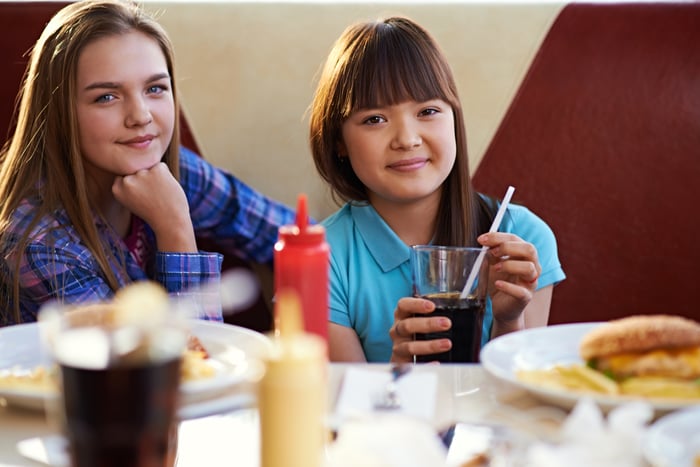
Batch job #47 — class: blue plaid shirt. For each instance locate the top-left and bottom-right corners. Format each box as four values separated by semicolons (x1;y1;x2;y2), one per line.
1;146;296;325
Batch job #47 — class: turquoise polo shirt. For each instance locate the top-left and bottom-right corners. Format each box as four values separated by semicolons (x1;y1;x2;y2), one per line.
322;201;566;362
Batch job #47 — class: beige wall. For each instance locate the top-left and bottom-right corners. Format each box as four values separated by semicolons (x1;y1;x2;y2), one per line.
148;1;564;219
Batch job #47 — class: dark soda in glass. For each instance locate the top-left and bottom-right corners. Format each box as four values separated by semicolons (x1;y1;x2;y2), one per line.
415;292;485;363
56;328;182;467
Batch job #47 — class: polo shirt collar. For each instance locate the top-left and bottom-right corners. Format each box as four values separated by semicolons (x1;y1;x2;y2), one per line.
350;204;410;272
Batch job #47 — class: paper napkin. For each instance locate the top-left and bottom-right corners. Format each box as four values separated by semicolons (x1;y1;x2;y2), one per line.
334;366;438;422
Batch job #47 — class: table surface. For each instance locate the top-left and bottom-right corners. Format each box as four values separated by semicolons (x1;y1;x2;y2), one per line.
0;363;632;466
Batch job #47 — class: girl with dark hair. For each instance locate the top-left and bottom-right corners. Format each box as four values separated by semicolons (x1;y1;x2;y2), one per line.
308;16;565;362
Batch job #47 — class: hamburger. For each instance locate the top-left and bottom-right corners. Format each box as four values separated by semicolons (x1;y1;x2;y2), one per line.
580;314;700;398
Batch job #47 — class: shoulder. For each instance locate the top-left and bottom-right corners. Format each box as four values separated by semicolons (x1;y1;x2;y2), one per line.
502;203;566;285
503;203;556;242
178;145;202;165
5;197;65;242
2;202;100;276
501;203;559;261
178;145;212;179
321;204;355;253
321;204;353;231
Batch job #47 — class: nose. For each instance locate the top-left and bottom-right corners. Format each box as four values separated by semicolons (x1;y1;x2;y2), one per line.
125;96;153;127
390;117;422;150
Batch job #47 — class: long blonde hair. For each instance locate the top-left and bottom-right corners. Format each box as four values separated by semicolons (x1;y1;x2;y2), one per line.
0;0;181;323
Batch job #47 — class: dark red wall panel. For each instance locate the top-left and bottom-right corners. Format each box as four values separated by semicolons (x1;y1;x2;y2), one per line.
473;3;700;324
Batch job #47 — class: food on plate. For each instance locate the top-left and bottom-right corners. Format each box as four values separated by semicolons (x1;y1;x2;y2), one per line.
517;362;619;395
0;346;214;394
0;342;214;393
580;314;700;380
63;280;170;328
187;334;210;358
517;315;700;399
0;283;218;393
0;365;55;392
181;335;215;380
459;453;489;467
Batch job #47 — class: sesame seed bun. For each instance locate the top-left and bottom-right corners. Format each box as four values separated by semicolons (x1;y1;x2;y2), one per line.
579;314;700;361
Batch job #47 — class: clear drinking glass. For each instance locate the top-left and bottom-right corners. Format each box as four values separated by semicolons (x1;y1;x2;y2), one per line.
411;245;489;363
39;303;185;467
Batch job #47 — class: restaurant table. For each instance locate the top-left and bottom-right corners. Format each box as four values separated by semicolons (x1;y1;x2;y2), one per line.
0;363;625;466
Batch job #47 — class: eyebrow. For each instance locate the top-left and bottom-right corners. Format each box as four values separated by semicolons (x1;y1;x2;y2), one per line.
83;72;170;91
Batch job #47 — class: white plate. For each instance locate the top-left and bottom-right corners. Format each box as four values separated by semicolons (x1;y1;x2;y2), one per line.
480;322;700;413
0;320;271;419
643;407;700;467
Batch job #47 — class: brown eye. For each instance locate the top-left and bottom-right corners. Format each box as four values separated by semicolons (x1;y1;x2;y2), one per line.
363;115;385;125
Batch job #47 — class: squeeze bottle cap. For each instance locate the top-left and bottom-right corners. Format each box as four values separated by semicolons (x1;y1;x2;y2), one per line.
278;194;325;245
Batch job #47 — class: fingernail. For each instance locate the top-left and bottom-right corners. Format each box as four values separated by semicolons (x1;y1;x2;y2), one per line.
439;318;450;328
440;339;452;350
478;234;488;242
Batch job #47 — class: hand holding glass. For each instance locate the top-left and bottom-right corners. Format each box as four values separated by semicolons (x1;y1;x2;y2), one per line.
411;246;489;363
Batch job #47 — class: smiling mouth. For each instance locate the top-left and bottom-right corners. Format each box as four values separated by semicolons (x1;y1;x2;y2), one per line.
121;135;155;145
388;158;429;170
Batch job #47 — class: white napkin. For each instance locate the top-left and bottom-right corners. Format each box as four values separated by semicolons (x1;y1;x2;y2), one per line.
334;367;438;422
325;414;447;467
16;435;68;467
524;397;654;467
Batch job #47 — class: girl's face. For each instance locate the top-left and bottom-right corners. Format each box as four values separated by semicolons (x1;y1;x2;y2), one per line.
340;99;456;208
75;31;174;180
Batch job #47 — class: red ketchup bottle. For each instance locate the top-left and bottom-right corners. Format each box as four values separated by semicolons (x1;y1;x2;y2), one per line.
273;194;330;344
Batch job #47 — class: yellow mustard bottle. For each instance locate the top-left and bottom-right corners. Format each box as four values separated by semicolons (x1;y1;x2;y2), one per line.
259;289;327;467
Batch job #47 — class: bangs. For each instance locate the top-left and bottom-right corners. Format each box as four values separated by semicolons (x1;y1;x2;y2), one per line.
342;20;457;114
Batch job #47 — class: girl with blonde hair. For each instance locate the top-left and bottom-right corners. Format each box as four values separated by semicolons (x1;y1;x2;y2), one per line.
0;0;295;325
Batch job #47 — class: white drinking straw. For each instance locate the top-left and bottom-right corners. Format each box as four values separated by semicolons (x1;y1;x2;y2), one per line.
460;185;516;299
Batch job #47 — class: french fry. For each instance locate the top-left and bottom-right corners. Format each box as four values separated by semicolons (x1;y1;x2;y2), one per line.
620;377;700;399
555;364;619;395
517;364;700;400
516;368;570;391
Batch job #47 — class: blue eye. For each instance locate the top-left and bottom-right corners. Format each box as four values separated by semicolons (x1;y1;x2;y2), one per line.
95;94;115;103
147;84;169;95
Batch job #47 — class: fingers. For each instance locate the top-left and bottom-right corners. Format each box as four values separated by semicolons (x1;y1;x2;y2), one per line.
493;258;539;286
112;163;188;221
390;314;450;340
394;297;435;320
392;338;451;363
391;298;452;361
479;232;540;287
479;233;538;262
492;279;533;304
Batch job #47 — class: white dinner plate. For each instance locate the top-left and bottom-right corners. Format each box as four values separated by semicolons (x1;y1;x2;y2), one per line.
643;407;700;467
480;322;700;413
0;320;271;419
